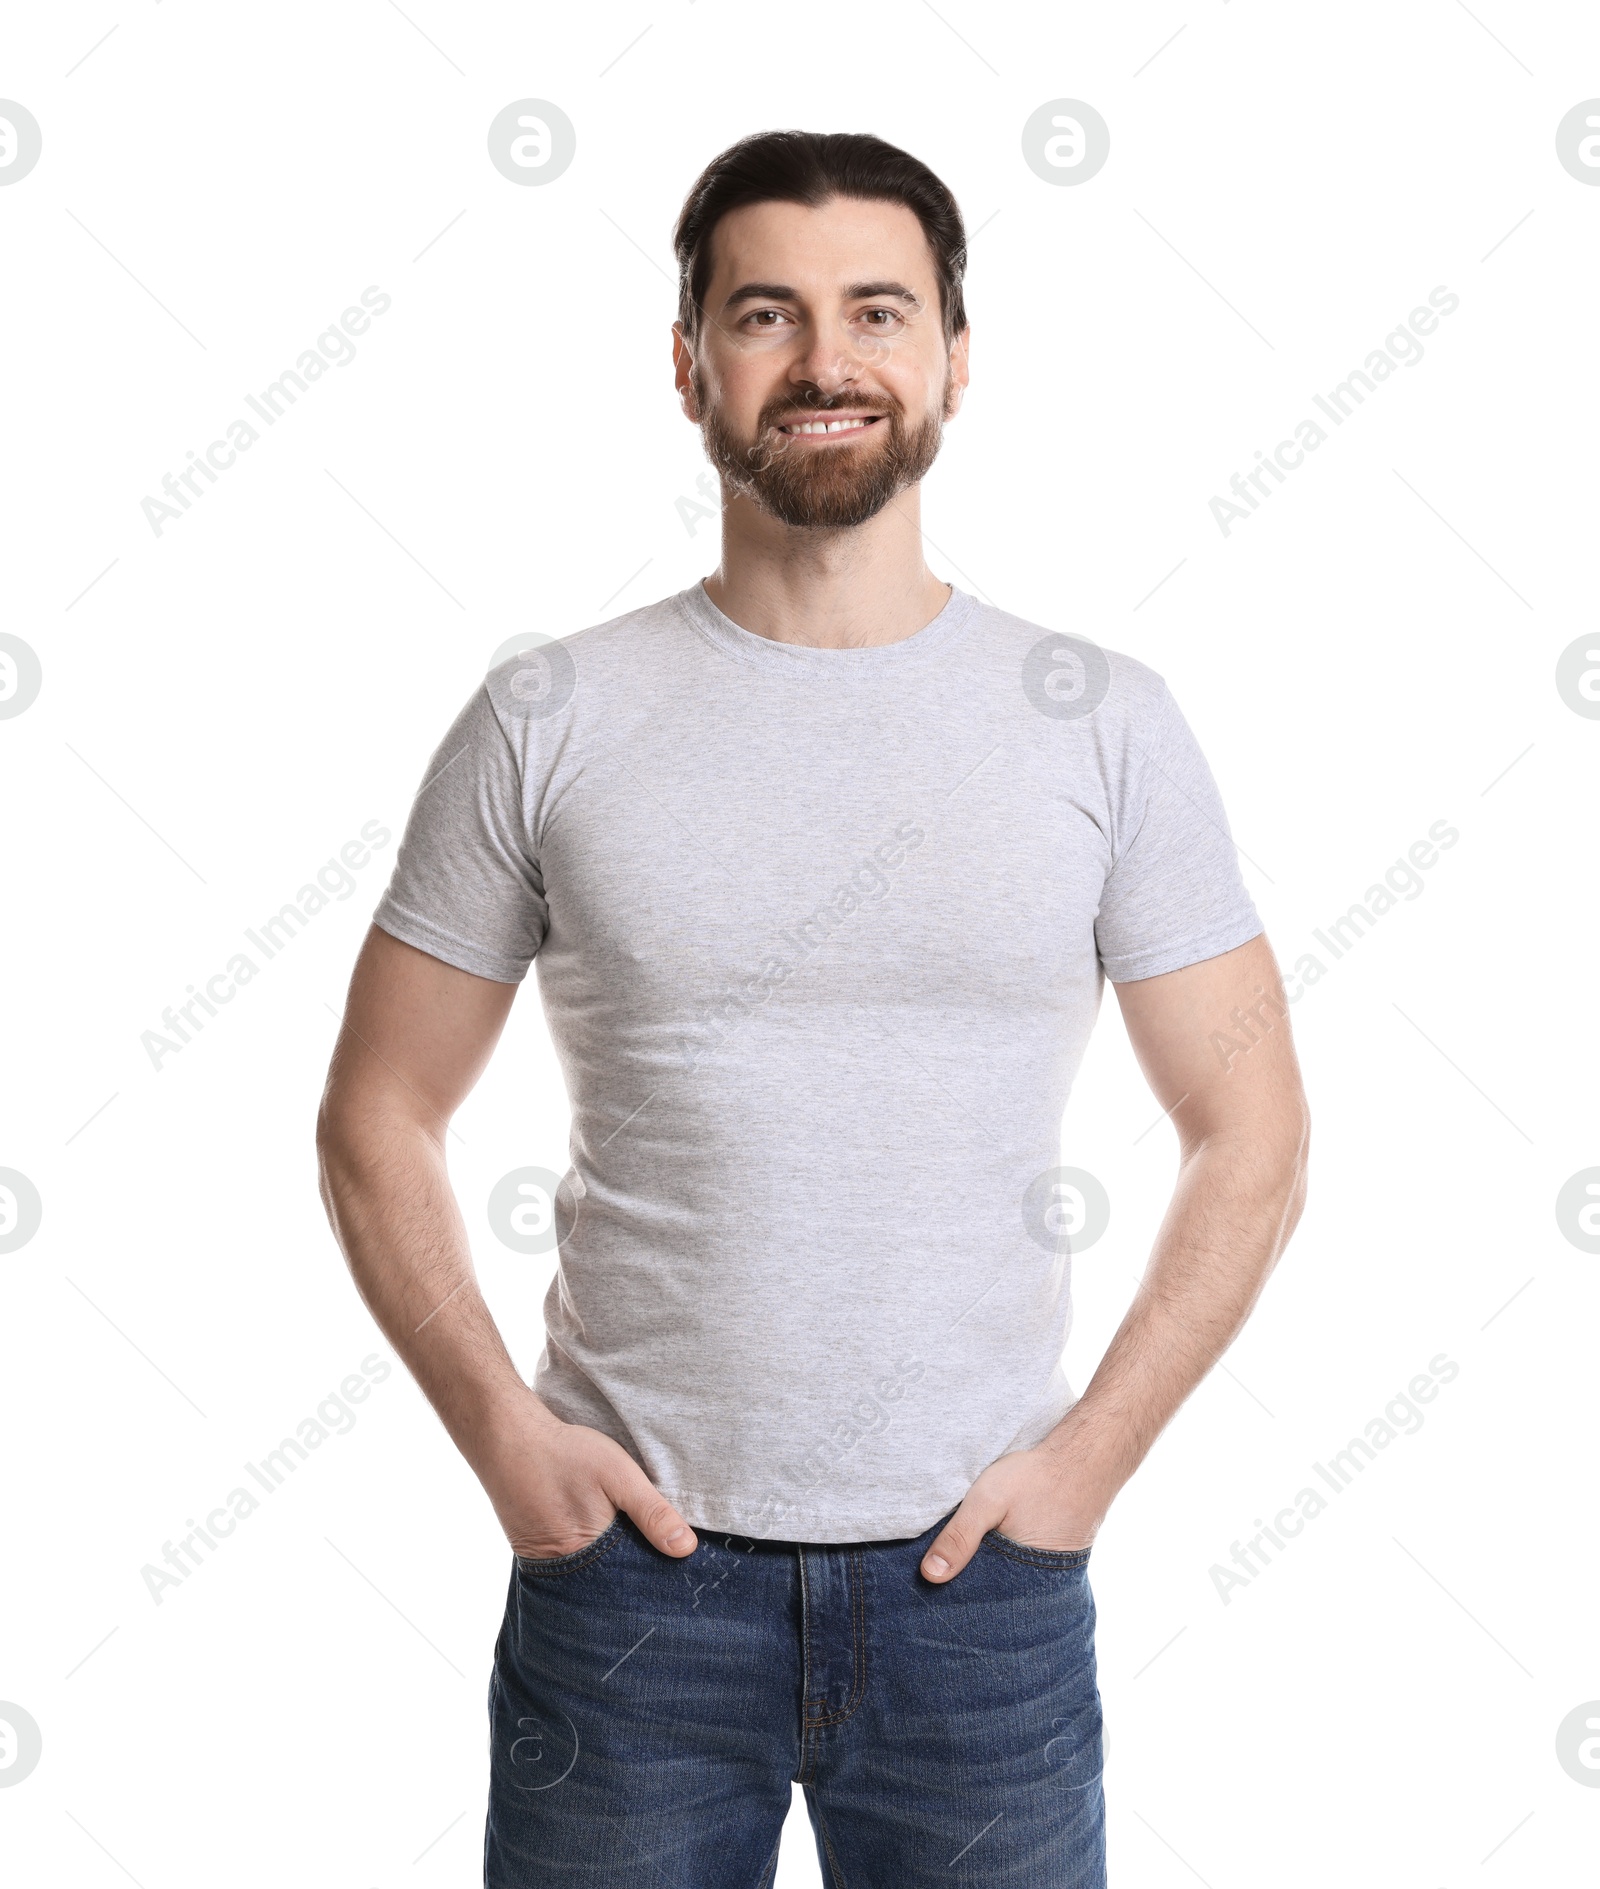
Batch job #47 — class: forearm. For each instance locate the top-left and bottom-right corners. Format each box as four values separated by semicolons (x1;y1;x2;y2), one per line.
316;1110;554;1477
1042;1126;1309;1497
316;931;696;1559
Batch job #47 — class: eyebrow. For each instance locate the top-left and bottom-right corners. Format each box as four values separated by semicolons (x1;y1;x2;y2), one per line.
720;280;924;314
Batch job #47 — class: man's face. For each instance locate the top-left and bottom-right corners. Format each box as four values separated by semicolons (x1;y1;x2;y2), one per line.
675;195;969;531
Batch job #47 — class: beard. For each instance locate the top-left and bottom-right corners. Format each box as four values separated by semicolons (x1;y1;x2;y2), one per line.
695;366;953;531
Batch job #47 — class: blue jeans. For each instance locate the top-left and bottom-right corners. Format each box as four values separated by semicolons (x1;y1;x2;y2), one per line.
484;1507;1105;1885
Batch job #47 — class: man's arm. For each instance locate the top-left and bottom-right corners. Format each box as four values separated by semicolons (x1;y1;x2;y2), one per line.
920;932;1309;1580
316;925;699;1560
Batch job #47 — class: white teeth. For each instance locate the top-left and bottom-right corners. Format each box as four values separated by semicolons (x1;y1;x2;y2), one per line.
784;417;874;434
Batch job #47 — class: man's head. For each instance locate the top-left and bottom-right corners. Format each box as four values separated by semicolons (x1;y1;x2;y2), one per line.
672;131;970;532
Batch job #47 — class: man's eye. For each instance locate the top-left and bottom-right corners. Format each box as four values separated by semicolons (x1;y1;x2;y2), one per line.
745;310;786;327
861;309;903;327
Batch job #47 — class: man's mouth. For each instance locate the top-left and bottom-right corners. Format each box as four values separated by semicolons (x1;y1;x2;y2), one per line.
774;413;887;438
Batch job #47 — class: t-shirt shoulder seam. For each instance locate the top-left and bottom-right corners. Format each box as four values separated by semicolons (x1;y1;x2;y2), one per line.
1107;675;1180;872
478;678;531;817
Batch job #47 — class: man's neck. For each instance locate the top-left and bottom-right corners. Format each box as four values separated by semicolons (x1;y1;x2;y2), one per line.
700;486;952;650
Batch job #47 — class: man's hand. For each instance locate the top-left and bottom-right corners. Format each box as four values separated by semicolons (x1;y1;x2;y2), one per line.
919;1437;1116;1582
479;1391;699;1561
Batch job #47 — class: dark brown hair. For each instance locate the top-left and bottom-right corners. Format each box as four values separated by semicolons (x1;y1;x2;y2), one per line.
672;130;969;347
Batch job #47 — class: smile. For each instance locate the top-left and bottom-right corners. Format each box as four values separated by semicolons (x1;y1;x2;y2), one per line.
776;415;886;437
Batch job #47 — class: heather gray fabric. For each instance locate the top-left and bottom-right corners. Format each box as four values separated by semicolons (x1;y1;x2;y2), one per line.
372;581;1262;1541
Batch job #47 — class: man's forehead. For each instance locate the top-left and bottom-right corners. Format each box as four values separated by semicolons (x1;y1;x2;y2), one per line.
706;196;936;294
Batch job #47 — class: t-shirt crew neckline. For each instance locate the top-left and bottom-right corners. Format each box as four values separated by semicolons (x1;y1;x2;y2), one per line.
674;577;978;672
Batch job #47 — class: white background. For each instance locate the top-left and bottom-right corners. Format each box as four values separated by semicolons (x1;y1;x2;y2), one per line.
3;3;1598;1884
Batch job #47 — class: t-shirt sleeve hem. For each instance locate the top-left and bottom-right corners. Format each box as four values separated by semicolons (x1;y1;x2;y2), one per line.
372;900;533;986
1100;913;1264;985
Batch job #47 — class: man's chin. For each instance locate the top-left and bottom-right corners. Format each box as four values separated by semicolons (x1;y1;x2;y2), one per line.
703;409;945;531
755;487;900;531
748;440;935;530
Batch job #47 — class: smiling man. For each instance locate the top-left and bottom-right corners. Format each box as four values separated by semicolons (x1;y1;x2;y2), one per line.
317;130;1309;1888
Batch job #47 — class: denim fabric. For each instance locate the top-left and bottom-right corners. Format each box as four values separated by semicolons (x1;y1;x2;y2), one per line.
485;1508;1105;1886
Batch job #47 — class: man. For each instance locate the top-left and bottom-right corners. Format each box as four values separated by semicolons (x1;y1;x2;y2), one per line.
317;129;1309;1887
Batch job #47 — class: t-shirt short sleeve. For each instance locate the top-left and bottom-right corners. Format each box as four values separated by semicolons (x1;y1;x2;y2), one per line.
1095;683;1263;983
371;683;548;984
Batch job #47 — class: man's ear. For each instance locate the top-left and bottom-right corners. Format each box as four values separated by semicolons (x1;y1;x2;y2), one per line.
945;324;972;418
672;323;701;422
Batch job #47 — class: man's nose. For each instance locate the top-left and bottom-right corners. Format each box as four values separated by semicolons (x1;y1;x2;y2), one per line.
789;324;873;396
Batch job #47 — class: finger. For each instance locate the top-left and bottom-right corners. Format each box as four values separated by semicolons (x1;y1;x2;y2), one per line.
612;1474;698;1557
921;1501;998;1582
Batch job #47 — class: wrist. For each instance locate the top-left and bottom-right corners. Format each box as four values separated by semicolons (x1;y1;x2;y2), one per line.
1036;1404;1132;1503
458;1383;564;1485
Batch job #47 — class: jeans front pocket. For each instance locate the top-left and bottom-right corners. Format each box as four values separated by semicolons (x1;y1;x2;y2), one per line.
513;1515;625;1577
983;1527;1093;1570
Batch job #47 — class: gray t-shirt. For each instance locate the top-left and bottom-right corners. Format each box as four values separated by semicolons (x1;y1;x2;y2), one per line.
372;580;1262;1542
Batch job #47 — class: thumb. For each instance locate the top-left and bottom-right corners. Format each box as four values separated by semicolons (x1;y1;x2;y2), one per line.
611;1468;698;1558
921;1498;999;1583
